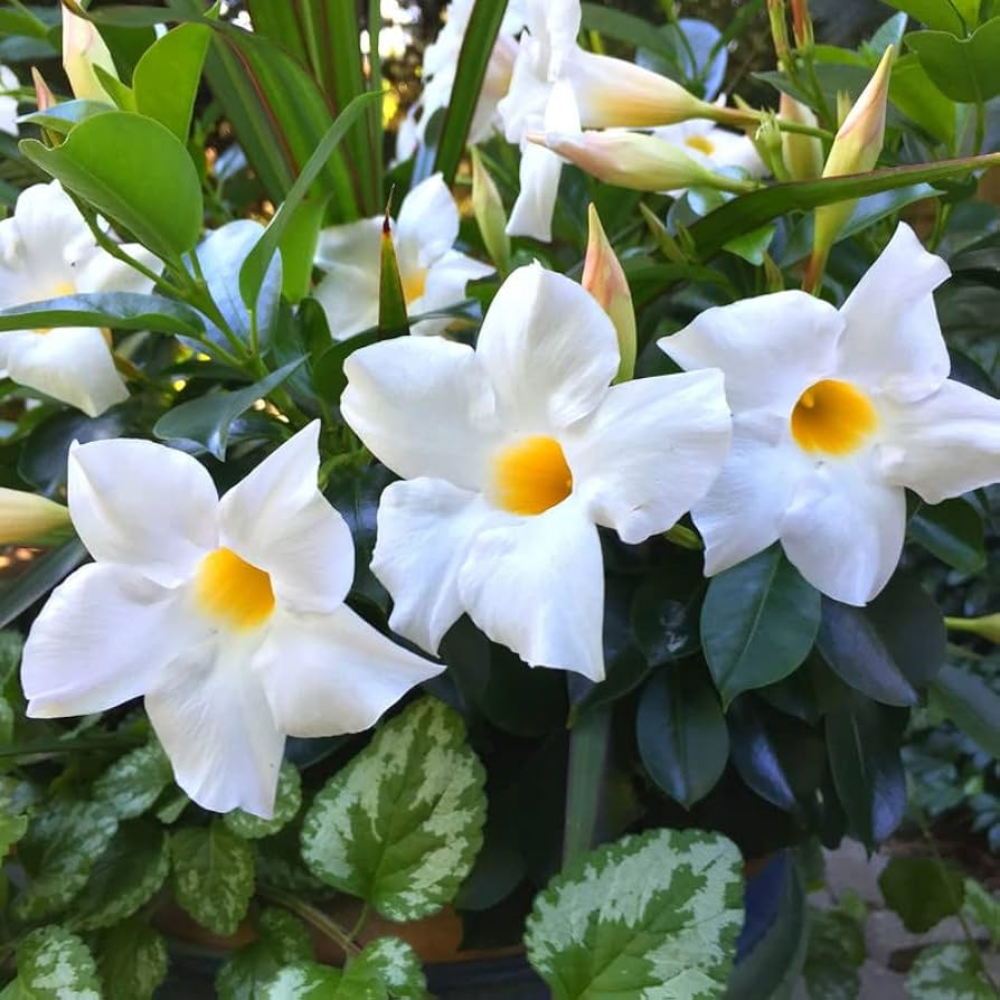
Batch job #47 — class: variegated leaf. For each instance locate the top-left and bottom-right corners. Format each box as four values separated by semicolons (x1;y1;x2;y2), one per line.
93;739;173;820
171;821;255;935
94;919;168;1000
261;962;342;999
525;828;744;1000
225;761;302;840
12;926;102;1000
300;697;486;921
0;777;29;857
349;937;426;999
217;908;313;1000
906;943;996;1000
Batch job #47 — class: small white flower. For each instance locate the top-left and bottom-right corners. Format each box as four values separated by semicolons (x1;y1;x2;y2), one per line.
0;64;20;137
342;264;731;681
314;173;493;339
660;222;1000;605
0;181;160;416
22;422;442;817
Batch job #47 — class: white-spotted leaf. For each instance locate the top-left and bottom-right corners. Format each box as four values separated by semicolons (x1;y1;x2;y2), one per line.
525;828;744;1000
13;926;102;1000
225;762;302;841
93;740;173;820
217;908;313;1000
349;937;426;999
300;697;486;922
906;943;995;999
261;962;343;998
94;919;168;1000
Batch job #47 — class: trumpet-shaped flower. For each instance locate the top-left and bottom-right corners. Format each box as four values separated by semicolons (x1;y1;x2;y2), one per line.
342;264;731;681
314;174;493;339
0;64;19;137
659;223;1000;605
21;423;442;817
0;181;160;416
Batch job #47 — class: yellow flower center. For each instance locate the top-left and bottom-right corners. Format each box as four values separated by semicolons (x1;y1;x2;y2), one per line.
402;268;428;305
195;547;275;629
35;281;77;335
492;435;573;515
790;379;878;455
685;135;716;156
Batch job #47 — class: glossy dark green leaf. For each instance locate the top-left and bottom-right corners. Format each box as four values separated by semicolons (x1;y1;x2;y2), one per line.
930;664;1000;758
701;545;821;707
910;497;986;573
726;699;797;812
0;293;204;338
825;691;906;849
878;857;965;933
0;540;87;630
636;666;728;808
133;23;210;141
19;112;203;260
631;559;703;665
153;359;304;460
906;19;1000;102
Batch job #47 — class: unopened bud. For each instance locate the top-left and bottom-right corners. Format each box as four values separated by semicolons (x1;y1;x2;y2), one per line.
471;147;510;276
779;93;823;180
0;489;71;544
61;1;119;103
791;0;814;50
31;68;56;113
768;0;791;69
583;204;636;383
945;614;1000;644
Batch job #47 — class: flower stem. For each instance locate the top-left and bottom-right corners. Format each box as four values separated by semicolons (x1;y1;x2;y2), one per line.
259;886;362;958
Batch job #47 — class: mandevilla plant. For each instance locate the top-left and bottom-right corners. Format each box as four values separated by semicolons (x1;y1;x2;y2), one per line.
0;0;1000;997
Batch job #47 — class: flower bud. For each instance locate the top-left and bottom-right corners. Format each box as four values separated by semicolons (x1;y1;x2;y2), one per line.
945;614;1000;644
528;129;757;195
791;0;814;50
31;68;56;113
779;93;823;180
582;204;635;383
62;2;119;103
471;147;511;276
0;489;71;544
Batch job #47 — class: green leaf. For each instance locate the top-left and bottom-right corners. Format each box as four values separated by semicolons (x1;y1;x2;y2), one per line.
13;799;119;922
279;195;331;304
94;919;168;1000
889;55;955;147
261;963;343;998
133;23;210;141
70;821;170;931
687;153;1000;261
153;358;304;460
803;899;866;1000
171;821;256;935
0;292;206;338
432;0;508;184
701;545;821;707
963;878;1000;948
825;692;906;849
217;909;313;1000
348;938;426;1000
906;19;1000;102
636;666;728;808
225;761;302;840
300;697;487;922
878;857;964;933
907;943;996;999
884;0;966;32
13;926;102;1000
525;828;744;1000
239;90;383;311
18;100;116;136
929;663;1000;758
0;778;29;857
92;739;173;820
0;540;87;630
378;217;409;338
19;112;203;260
910;497;986;573
630;560;702;664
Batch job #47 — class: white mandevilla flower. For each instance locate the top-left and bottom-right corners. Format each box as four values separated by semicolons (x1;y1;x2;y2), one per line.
659;222;1000;606
0;181;160;416
341;264;732;681
498;0;714;241
0;64;19;137
396;0;526;161
314;173;493;339
21;422;442;817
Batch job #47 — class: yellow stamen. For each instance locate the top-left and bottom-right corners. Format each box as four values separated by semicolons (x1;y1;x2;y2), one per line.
195;547;275;629
791;378;878;455
685;134;716;156
401;268;428;305
492;436;573;515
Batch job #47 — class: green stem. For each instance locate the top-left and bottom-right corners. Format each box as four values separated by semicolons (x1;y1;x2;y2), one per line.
974;99;987;157
260;887;362;957
562;702;612;867
348;903;371;942
0;733;143;759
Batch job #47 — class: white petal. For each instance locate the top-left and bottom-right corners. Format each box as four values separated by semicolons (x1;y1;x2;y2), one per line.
837;222;951;402
23;564;197;717
68;437;219;587
565;369;732;544
779;454;906;605
660;291;843;416
146;635;285;818
218;422;353;614
878;378;1000;504
410;249;494;338
457;496;605;681
74;242;160;295
692;413;813;576
257;605;443;738
497;35;550;144
395;173;459;268
371;478;500;654
506;141;562;242
342;335;501;489
475;264;618;431
5;327;128;417
525;0;581;72
8;182;92;291
313;217;382;339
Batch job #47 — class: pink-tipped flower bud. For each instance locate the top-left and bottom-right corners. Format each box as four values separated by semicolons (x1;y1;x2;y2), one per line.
779;93;823;180
61;1;119;103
